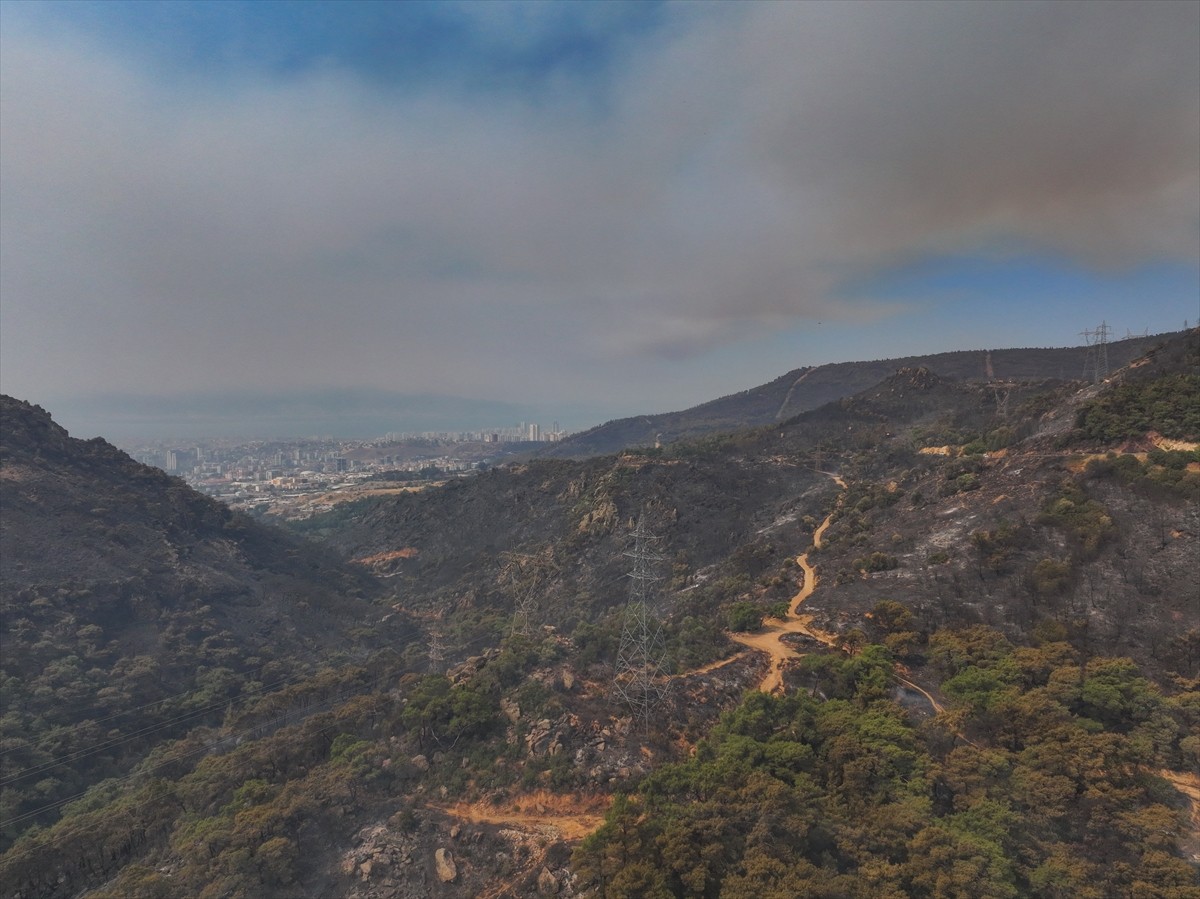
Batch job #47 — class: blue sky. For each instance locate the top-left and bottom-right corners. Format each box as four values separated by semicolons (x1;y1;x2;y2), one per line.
1;0;1197;435
5;0;667;91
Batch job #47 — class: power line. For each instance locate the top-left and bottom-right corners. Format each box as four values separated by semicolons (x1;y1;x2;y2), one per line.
501;549;554;639
1;668;323;775
1;664;367;786
0;614;506;840
2;618;498;792
427;626;446;673
1;623;506;832
0;669;392;830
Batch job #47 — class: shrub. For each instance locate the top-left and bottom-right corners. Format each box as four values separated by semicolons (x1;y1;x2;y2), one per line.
726;601;763;633
1030;558;1072;597
853;552;899;573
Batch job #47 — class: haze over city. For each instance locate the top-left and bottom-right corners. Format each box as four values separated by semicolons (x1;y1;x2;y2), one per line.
1;0;1197;438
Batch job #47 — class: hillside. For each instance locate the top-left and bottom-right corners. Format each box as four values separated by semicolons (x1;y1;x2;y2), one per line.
0;397;408;848
306;335;1199;681
540;331;1179;459
1;332;1197;897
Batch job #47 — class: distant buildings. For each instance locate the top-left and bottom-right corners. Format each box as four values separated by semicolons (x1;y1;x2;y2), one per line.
165;448;196;473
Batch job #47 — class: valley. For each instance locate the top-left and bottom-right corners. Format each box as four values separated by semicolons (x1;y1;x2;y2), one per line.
1;330;1198;897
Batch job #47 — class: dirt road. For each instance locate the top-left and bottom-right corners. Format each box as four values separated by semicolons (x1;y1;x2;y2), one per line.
1160;769;1200;861
731;473;846;693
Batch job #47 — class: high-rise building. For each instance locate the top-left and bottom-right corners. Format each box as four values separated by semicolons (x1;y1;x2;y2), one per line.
165;449;195;473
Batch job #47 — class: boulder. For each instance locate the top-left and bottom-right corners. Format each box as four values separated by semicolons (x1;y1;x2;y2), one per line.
434;848;458;883
537;866;560;895
525;718;553;755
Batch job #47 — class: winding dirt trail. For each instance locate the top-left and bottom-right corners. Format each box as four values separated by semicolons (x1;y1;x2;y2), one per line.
730;473;846;693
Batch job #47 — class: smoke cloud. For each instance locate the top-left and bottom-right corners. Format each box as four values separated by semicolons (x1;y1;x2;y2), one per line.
1;1;1196;419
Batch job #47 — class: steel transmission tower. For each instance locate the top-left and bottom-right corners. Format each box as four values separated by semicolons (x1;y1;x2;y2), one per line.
1079;321;1111;384
613;517;670;732
428;625;446;673
510;582;538;640
501;550;553;640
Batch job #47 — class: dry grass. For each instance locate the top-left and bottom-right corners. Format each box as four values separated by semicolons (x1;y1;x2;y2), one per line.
352;547;420;565
433;790;610;841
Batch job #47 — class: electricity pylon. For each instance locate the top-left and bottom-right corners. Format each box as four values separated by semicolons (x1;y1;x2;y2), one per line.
501;550;553;639
1080;321;1111;384
613;516;670;733
510;576;539;639
428;625;446;673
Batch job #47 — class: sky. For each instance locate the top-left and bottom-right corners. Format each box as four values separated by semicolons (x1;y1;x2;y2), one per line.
1;0;1197;437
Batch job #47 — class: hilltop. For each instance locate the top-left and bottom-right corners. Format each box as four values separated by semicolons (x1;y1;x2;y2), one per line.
540;332;1180;458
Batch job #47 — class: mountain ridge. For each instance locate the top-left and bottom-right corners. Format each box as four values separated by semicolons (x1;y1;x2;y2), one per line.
539;331;1182;459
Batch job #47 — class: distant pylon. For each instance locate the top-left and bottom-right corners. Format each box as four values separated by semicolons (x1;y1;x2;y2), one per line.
613;516;670;733
510;584;537;639
991;383;1013;418
1080;321;1111;384
501;550;553;639
428;625;446;672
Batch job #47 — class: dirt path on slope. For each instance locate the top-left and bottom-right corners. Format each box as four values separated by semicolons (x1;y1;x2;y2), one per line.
730;473;846;693
431;790;610;841
894;673;945;714
724;474;949;714
679;651;751;677
775;369;816;420
1160;769;1200;861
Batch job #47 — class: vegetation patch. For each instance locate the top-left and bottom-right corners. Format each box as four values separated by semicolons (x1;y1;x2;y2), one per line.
574;629;1200;899
1074;372;1200;443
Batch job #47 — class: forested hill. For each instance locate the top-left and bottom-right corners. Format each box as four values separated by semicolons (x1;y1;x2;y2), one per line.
0;396;402;847
1;332;1197;898
539;331;1180;459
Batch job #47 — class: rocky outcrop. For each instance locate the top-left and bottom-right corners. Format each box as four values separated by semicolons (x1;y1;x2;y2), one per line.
434;848;457;883
538;866;560;895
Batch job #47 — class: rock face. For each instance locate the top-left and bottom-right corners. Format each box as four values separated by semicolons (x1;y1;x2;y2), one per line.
448;649;501;685
434;847;457;883
525;715;574;757
538;866;560;895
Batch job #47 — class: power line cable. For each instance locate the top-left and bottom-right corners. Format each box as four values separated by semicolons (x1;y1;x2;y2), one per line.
0;668;397;830
1;669;321;771
2;615;444;769
0;619;494;787
1;679;318;787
